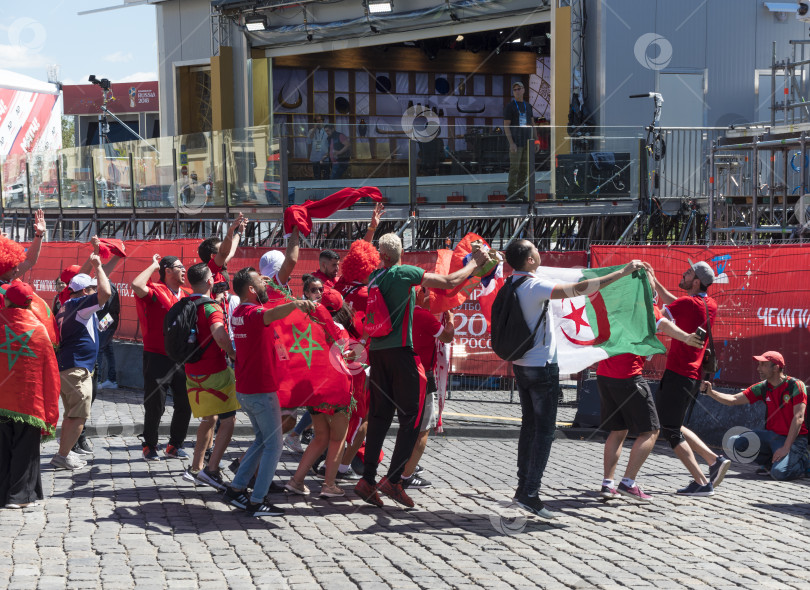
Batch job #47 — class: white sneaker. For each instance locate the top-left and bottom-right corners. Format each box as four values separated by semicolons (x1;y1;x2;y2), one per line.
283;434;305;454
50;453;86;470
100;380;118;389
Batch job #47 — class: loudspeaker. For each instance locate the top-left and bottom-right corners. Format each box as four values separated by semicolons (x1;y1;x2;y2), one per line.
573;378;601;428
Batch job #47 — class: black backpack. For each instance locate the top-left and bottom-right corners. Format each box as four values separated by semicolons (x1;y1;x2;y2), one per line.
491;276;549;362
163;296;215;365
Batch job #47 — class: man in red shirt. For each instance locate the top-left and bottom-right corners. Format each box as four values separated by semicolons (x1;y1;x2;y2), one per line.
132;254;191;461
649;260;728;496
399;286;454;490
702;351;808;480
311;250;340;289
197;213;247;288
596;301;704;502
181;263;239;491
222;267;314;517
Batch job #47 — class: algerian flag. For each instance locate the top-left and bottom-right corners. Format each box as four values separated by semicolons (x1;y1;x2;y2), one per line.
533;265;666;374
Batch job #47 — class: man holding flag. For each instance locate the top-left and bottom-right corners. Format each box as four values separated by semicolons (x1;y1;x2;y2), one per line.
503;239;645;519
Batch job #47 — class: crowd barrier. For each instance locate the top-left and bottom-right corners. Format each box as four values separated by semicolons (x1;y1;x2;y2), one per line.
19;241;810;388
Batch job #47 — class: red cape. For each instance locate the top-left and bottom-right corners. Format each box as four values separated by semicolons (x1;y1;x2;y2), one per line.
0;308;60;437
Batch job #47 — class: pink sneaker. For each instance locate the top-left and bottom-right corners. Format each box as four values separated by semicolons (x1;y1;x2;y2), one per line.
617;482;652;502
600;485;620;500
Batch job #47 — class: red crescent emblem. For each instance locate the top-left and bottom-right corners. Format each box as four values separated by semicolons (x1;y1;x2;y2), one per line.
560;292;611;346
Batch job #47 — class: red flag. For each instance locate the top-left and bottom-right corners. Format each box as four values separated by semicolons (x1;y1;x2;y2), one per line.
269;304;352;413
430;233;496;313
284;187;383;236
0;308;60;438
0;283;57;344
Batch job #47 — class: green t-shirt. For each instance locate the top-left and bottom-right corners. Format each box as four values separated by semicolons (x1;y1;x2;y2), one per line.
368;264;425;351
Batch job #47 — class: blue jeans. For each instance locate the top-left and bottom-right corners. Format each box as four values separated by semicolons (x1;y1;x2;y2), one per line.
330;162;349;179
293;411;312;435
731;429;809;481
232;392;283;503
513;363;560;498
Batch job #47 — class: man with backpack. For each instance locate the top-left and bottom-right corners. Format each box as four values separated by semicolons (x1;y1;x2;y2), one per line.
171;263;239;490
132;254;191;461
648;260;729;496
499;239;643;519
354;233;488;509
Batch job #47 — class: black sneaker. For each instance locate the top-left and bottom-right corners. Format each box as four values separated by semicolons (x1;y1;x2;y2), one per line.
142;445;160;462
313;466;326;479
335;468;361;481
204;446;214;462
515;494;556;520
71;442;93;456
414;465;424;474
76;436;94;454
197;468;227;491
223;486;250;509
245;500;285;517
401;475;432;489
708;455;731;487
675;480;714;496
301;430;314;445
229;457;241;475
350;456;365;477
266;481;286;494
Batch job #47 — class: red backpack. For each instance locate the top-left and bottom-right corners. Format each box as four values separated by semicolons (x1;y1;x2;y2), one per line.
365;269;392;337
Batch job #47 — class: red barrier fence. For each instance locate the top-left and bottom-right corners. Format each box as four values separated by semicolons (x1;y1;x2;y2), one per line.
592;245;810;387
20;241;810;387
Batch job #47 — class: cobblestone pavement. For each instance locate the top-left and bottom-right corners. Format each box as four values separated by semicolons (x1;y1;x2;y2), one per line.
75;387;578;437
3;431;810;590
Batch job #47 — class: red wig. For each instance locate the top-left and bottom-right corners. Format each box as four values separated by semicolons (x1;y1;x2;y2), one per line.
0;236;26;278
340;240;380;283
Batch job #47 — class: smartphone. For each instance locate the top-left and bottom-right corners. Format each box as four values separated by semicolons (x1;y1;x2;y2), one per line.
695;326;707;340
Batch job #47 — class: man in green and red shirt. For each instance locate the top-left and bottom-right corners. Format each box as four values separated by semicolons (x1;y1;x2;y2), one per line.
132;254;191;461
701;351;809;481
181;263;239;491
355;232;487;508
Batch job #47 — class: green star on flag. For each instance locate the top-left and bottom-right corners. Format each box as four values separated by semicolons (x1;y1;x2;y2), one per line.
0;325;37;370
288;323;323;369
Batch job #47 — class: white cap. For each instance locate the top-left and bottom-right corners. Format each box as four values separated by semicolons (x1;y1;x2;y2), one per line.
259;250;285;280
69;273;97;292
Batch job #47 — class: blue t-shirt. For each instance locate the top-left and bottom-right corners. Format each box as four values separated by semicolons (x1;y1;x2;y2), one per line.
56;293;101;371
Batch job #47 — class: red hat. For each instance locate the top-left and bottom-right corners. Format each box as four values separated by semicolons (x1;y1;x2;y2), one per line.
320;288;344;313
753;351;785;368
60;265;81;284
96;238;127;260
6;281;33;307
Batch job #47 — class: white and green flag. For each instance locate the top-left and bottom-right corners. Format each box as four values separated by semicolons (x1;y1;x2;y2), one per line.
534;265;665;374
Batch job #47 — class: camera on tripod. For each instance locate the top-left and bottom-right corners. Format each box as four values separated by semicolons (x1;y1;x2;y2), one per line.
88;75;112;91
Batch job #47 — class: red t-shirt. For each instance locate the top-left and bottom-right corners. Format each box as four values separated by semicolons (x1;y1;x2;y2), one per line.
412;306;443;372
184;295;227;376
231;302;278;394
664;294;717;380
597;307;663;379
743;377;808;436
135;281;188;355
207;259;227;284
336;278;368;312
312;269;336;289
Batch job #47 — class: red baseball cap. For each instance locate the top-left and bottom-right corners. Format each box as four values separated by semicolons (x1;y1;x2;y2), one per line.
6;281;34;307
320;288;344;313
753;351;785;368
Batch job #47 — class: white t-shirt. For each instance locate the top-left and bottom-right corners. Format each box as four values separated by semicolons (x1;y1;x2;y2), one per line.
510;271;558;367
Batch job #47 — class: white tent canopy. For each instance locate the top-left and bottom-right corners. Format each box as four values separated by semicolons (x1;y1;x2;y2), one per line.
0;69;59;95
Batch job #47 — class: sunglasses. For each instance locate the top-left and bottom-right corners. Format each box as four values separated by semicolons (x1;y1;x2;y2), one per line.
308;287;324;293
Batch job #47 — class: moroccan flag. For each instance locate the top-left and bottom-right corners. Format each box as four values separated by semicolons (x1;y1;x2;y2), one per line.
270;303;353;413
0;308;60;438
0;283;57;344
533;265;666;374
